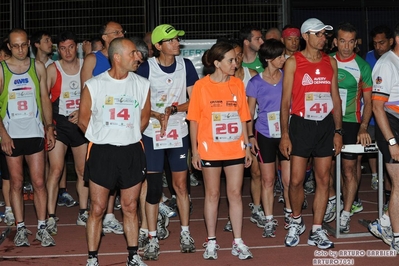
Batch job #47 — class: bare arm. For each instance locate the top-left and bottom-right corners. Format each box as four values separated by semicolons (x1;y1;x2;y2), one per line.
189;121;201;170
77;85;92;134
279;56;295;159
46;63;56;94
0;64;14;155
140;90;151;133
247;96;259;154
80;53;96;88
36;60;55;150
329;57;343;156
357;90;372;146
373;100;399;161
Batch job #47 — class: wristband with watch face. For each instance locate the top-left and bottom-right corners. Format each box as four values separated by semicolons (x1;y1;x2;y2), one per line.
388;137;397;146
334;128;344;136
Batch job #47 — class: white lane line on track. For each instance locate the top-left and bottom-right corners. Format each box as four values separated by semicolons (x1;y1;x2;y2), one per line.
0;239;384;259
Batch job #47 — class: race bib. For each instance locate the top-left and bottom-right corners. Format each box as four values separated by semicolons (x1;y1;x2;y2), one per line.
339;88;347;116
304;92;333;121
212;111;242;142
102;95;135;128
60;90;80;116
152;120;183;149
8;90;35;119
267;111;281;138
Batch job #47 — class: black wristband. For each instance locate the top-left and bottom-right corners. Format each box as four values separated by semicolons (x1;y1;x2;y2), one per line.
171;105;178;115
248;135;254;139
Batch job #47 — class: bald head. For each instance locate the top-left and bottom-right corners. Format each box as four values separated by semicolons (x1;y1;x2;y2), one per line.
108;37;126;64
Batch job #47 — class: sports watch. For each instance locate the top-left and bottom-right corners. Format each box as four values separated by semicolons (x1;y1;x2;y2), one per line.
388;137;397;146
334;128;344;136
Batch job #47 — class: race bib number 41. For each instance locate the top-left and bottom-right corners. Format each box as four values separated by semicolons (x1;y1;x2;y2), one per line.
304;92;333;121
212;111;242;142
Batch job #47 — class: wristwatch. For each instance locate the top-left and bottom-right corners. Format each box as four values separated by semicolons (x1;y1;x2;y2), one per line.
334;128;344;136
388;137;397;146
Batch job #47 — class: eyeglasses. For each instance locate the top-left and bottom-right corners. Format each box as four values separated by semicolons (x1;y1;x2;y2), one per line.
307;31;329;38
103;30;126;36
9;43;29;50
160;37;181;44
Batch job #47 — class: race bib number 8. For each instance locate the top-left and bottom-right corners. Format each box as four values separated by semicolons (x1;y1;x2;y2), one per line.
304;92;333;121
212;111;242;142
8;90;35;119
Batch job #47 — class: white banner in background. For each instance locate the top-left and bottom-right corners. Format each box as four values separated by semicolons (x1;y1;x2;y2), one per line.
179;39;216;78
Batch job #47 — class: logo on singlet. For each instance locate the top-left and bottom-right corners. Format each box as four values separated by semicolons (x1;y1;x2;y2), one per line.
375;76;382;84
302;73;313;86
14;78;29;85
70;81;79;90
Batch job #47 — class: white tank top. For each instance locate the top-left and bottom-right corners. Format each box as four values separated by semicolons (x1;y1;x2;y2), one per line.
54;59;83;116
143;56;188;138
85;71;150;145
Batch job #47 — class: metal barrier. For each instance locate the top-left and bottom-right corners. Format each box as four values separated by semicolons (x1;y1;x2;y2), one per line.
323;143;383;238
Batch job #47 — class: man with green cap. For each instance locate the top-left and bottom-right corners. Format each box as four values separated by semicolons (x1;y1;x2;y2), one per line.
136;24;198;260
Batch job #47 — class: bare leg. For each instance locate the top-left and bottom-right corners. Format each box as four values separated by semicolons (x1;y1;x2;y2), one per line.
87;181;109;251
202;167;222;237
224;164;245;238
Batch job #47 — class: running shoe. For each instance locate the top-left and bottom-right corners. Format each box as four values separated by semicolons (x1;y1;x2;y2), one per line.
156;213;169;240
248;203;266;228
203;239;219;260
103;215;124;234
77;210;89;226
14;226;31;247
57;192;77;207
138;231;149;250
224;220;233;232
304;178;315;194
159;202;177;218
350;199;363;216
168;196;177;212
143;236;160;261
262;218;278;238
324;199;336;223
180;231;196;253
36;225;56;247
371;175;378;190
284;209;292;229
231;239;253;260
4;210;15;226
114;196;121;210
126;254;147;266
383;201;389;212
368;218;393;246
390;240;399;254
190;173;200;186
162;174;168;188
339;214;350;234
278;193;284;203
307;228;334;249
86;257;99;266
285;218;306;247
47;217;57;235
